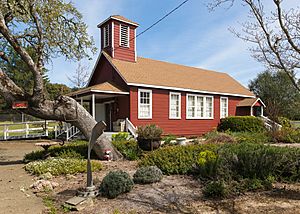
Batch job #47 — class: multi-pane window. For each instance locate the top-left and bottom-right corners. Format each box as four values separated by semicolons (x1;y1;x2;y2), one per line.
169;92;181;119
186;94;214;119
138;89;152;119
120;24;129;47
220;97;228;118
103;24;109;47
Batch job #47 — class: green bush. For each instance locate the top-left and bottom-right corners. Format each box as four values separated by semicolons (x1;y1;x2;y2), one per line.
99;170;134;199
218;116;265;132
23;140;96;162
271;127;300;144
133;166;163;184
137;124;163;140
24;158;102;176
139;144;219;175
112;139;142;160
278;117;292;128
162;134;177;146
231;131;271;144
195;150;220;180
112;132;129;141
203;181;228;198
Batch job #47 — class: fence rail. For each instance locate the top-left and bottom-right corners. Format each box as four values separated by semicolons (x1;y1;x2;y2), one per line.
0;120;57;140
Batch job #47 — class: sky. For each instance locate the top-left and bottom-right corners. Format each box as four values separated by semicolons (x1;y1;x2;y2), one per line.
47;0;299;88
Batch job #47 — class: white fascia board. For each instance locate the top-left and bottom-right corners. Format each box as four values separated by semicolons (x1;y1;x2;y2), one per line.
127;83;255;98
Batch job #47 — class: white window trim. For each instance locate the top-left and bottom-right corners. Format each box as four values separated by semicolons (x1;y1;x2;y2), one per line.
138;89;152;119
103;24;109;48
119;24;130;48
220;97;229;119
169;92;181;119
186;94;214;120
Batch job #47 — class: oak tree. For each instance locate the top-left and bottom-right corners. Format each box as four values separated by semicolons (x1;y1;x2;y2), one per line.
0;0;122;159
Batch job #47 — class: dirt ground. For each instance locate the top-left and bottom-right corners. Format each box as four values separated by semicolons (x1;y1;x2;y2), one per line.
1;141;300;214
0;141;45;214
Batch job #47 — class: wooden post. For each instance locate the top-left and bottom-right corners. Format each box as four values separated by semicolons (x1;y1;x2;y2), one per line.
80;97;83;106
92;94;95;119
45;121;49;137
3;125;7;140
25;123;29;137
54;126;57;139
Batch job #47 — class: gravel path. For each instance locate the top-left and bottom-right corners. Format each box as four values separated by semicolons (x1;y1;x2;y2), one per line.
0;141;45;214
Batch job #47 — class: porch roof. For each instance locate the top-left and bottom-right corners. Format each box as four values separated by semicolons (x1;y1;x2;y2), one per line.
67;82;129;97
237;98;266;107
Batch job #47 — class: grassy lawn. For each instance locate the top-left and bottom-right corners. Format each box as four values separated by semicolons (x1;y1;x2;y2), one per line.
0;121;59;137
292;121;300;128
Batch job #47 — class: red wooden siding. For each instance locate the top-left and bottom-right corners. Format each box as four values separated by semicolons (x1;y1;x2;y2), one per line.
116;96;130;119
129;87;244;136
88;55;128;90
113;21;136;62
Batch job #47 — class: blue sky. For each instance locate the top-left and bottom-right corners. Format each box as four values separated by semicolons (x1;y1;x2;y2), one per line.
47;0;298;87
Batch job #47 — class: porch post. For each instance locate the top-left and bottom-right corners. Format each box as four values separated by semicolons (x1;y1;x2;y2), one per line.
250;106;253;116
261;106;264;116
92;94;96;119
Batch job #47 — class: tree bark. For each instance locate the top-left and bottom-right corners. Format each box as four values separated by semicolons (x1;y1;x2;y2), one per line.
0;69;122;160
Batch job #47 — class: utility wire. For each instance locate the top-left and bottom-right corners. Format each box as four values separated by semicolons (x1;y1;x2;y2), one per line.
113;0;190;51
136;0;190;39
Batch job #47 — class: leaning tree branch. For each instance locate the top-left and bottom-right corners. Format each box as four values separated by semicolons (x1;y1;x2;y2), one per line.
273;0;300;54
0;10;45;102
0;51;10;63
245;0;300;91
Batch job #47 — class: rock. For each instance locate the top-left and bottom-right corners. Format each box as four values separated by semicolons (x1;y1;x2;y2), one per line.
66;174;77;180
30;179;59;192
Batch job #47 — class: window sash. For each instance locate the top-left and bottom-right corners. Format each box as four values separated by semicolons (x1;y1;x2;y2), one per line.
220;97;228;118
186;94;214;119
138;89;152;119
169;93;181;119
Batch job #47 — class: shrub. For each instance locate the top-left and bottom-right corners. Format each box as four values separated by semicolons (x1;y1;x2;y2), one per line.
231;131;271;144
112;132;129;141
139;144;219;175
203;181;228;198
112;139;142;160
278;117;292;128
218;116;265;132
133;166;163;184
162;134;177;146
271;127;300;144
204;132;236;144
137;124;163;140
195;150;220;180
99;170;134;199
24;158;102;176
23;140;96;162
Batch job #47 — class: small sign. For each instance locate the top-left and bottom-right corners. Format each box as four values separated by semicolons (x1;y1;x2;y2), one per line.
12;101;28;109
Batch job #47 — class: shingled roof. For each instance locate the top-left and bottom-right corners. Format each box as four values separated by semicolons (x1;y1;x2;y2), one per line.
103;52;255;97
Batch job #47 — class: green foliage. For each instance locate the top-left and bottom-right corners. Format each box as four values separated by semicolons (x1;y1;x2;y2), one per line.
218;116;266;132
137;124;163;140
162;134;177;146
195;150;220;180
99;170;134;199
133;166;163;184
45;83;72;100
203;181;228;199
278;117;292;128
231;131;271;144
23;140;95;162
112;132;129;142
249;71;300;120
24;158;102;176
112;139;142;160
139;144;219;175
272;127;300;144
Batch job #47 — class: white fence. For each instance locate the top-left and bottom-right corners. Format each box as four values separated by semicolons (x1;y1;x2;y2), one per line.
0;121;57;140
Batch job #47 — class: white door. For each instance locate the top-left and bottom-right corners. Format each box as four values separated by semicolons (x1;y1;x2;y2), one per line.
96;103;106;122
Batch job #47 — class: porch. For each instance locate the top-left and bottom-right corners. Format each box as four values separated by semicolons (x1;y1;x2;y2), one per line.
67;82;133;133
236;98;266;117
